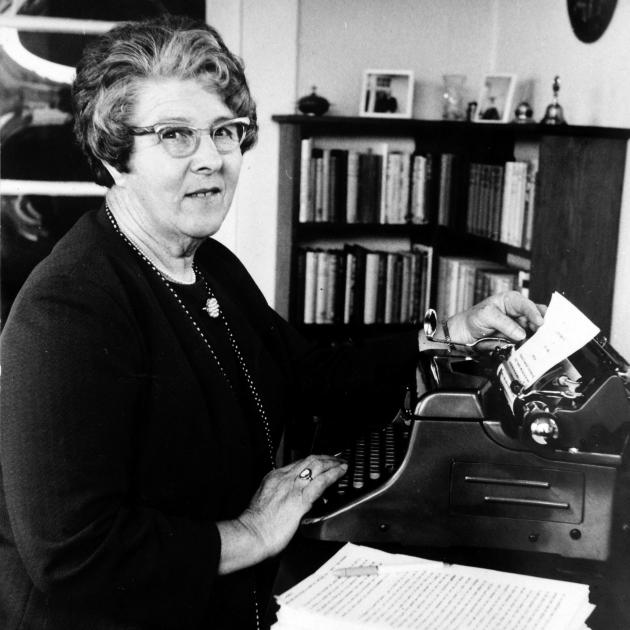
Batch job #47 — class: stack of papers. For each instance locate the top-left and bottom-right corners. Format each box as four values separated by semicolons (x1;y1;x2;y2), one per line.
272;543;594;630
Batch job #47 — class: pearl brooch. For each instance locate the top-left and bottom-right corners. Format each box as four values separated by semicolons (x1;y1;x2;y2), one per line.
204;296;220;318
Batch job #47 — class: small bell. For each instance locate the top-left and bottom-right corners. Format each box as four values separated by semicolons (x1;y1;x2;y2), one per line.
541;76;567;125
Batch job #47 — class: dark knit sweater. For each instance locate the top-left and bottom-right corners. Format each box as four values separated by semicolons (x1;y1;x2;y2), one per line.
0;206;419;629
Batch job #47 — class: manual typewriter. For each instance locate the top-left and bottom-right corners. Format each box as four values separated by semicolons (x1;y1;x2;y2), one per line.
300;335;630;562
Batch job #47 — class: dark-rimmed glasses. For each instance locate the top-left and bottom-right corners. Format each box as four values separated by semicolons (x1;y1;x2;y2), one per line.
129;117;251;158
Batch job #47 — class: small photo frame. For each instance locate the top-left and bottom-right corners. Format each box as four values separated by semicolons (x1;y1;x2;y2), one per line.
475;74;517;123
360;70;414;118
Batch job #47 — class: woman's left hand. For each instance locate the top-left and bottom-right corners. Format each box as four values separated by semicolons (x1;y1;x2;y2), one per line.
447;290;546;345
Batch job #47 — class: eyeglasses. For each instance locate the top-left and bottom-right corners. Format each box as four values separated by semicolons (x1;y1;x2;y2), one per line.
129;117;251;158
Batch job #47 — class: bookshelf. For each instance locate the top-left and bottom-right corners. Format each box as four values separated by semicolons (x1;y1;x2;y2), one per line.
273;115;630;340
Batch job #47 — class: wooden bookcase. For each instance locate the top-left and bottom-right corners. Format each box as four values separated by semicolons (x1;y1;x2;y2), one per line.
273;115;629;340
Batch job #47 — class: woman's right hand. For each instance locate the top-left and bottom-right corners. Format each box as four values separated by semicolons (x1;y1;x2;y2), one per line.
217;455;347;574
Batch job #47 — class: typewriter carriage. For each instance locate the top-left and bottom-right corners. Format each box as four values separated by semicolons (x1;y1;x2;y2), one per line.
492;335;630;455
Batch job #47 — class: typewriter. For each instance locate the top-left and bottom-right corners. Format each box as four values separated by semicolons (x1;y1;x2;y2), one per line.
301;335;630;562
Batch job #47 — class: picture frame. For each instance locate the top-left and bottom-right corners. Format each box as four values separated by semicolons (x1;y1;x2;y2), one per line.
360;69;414;118
475;73;517;123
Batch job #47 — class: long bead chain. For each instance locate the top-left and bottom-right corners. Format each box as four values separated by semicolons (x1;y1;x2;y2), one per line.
194;264;276;467
105;205;276;469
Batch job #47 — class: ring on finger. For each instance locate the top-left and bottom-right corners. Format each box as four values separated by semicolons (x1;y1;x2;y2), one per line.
298;467;313;482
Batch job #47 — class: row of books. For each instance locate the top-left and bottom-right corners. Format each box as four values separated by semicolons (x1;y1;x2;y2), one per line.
296;244;433;325
436;255;530;318
299;141;536;251
466;160;537;249
299;139;442;226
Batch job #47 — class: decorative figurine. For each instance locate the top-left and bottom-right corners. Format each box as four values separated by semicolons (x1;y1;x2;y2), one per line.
373;76;398;114
541;76;567;125
480;96;500;120
297;86;330;116
514;101;533;123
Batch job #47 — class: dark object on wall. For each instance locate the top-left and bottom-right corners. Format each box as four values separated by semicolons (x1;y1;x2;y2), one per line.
567;0;618;43
514;101;533;123
297;87;330;116
466;101;478;122
541;76;567;125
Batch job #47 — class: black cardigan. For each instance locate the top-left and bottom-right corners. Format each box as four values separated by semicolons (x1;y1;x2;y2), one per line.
0;207;419;629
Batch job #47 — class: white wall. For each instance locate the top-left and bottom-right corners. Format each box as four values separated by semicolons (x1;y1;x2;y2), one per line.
298;0;630;126
297;0;498;120
209;0;630;356
206;0;299;303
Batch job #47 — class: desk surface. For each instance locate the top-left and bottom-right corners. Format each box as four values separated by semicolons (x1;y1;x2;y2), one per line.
272;534;630;630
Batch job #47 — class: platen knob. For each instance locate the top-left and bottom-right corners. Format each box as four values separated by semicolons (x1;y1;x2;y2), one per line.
530;415;559;445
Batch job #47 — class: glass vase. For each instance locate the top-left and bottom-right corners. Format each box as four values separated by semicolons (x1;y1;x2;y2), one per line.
442;74;466;121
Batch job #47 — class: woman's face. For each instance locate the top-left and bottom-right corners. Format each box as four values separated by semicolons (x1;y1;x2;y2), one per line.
111;78;243;247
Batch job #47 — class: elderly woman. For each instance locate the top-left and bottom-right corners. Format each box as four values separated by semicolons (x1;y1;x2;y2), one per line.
0;15;544;630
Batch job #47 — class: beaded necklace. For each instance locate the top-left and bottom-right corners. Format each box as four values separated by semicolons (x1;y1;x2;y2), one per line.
105;204;276;470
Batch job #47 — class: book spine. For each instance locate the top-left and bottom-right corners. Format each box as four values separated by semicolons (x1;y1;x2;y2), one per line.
425;153;438;224
313;150;324;222
294;248;306;322
392;253;404;323
333;249;346;324
399;153;411;224
351;246;367;324
299;138;313;223
321;149;331;222
410;154;427;224
500;161;514;244
328;154;338;224
324;250;337;323
374;252;387;324
436;256;449;318
314;250;328;323
303;249;318;324
343;248;356;324
474;267;486;304
484;164;492;236
411;243;433;316
358;152;382;223
437;153;450;226
409;250;420;322
383;153;395;224
379;145;390;223
384;252;397;324
512;161;528;247
466;163;477;235
346;150;359;223
522;160;538;250
331;149;348;225
400;253;412;323
492;165;504;241
363;251;380;324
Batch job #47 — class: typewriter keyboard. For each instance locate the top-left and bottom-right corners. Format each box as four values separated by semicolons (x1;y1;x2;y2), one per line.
309;422;412;517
